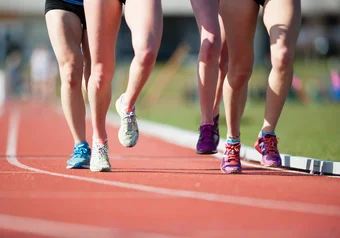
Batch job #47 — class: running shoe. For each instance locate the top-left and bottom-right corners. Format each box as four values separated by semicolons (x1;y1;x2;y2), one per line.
196;124;218;154
66;142;91;169
220;143;242;174
115;94;139;148
254;134;282;167
90;140;111;172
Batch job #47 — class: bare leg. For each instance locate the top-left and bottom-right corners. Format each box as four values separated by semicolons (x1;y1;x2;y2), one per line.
213;15;228;118
45;10;86;144
220;0;259;139
122;0;163;109
191;0;221;125
82;30;91;92
261;0;301;133
219;0;259;173
84;0;122;140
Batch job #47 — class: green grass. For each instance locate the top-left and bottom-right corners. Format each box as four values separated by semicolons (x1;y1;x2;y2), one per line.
110;60;340;162
131;101;340;162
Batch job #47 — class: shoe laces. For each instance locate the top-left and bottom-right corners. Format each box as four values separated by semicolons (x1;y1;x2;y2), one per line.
224;144;240;163
71;146;91;158
199;125;215;143
262;137;279;155
93;143;108;161
123;111;137;133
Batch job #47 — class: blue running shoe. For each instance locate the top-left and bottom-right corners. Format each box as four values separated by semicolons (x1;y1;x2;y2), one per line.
66;142;91;169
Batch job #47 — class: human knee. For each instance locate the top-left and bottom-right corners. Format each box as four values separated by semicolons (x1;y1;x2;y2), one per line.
133;39;158;67
199;34;221;62
271;46;294;72
59;58;83;89
227;65;252;90
90;63;114;89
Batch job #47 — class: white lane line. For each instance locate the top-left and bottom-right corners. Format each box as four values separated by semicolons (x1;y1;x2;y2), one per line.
0;214;175;238
0;171;37;174
7;106;340;217
0;191;167;199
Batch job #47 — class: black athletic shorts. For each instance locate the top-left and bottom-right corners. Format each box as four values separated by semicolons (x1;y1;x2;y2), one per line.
45;0;126;30
254;0;265;6
45;0;87;29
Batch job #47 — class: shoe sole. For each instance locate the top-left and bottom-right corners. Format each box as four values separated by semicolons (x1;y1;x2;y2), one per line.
118;136;138;148
220;168;242;174
260;160;282;168
66;164;90;169
90;166;112;172
196;150;217;155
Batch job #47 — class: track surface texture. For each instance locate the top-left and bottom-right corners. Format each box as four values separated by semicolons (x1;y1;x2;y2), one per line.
1;101;340;238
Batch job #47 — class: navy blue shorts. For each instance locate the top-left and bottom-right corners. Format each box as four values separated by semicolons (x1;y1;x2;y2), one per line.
45;0;126;30
45;0;87;29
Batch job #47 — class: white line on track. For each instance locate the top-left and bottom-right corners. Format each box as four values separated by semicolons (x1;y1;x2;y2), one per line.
0;171;38;174
0;214;175;238
6;106;340;218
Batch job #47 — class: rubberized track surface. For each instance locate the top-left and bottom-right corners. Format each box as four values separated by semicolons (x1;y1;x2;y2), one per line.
1;101;340;238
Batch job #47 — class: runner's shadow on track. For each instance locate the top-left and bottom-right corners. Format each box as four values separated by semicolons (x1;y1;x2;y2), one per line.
110;167;311;176
111;168;223;175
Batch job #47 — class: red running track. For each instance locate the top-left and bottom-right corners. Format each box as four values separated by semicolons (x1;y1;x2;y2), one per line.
0;100;340;238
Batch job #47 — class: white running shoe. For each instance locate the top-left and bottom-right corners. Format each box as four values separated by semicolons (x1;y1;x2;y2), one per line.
115;94;139;148
90;140;111;172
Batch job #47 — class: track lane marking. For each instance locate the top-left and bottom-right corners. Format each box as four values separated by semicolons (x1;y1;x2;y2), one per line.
6;105;340;217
